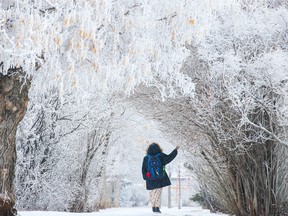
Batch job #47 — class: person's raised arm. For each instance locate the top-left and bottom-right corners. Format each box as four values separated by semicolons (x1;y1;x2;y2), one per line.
163;146;179;165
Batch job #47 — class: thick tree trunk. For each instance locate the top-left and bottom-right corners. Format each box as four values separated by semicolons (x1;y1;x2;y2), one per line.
0;71;30;214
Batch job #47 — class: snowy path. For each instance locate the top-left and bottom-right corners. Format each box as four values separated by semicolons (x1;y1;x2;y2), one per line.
19;207;227;216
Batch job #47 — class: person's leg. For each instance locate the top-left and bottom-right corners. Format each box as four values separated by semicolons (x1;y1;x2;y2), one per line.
154;188;162;213
149;189;157;212
149;188;163;213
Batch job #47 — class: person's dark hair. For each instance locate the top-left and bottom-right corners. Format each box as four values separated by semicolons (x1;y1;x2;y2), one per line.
146;142;163;155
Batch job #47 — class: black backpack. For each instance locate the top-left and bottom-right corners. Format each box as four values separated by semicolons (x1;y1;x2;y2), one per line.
147;153;165;180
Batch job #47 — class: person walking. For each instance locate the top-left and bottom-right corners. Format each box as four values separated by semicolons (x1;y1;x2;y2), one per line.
142;142;179;213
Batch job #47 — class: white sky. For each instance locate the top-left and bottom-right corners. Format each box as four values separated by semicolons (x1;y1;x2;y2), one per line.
19;207;227;216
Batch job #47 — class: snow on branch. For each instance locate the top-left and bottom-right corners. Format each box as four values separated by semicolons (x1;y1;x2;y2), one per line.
0;0;200;98
244;116;288;148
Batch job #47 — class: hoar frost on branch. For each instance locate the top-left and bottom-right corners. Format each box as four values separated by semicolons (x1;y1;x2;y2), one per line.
129;1;288;215
0;0;198;98
16;82;125;211
186;1;288;215
2;0;288;214
197;5;288;148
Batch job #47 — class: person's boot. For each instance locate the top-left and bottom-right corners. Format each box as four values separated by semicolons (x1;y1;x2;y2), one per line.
155;207;161;213
152;207;156;212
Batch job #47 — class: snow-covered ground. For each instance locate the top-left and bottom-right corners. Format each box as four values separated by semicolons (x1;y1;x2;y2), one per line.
19;207;227;216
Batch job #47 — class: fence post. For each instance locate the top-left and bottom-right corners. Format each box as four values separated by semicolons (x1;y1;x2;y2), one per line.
168;171;172;208
178;165;181;209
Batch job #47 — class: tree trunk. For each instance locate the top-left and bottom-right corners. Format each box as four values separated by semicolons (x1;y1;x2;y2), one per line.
0;71;30;214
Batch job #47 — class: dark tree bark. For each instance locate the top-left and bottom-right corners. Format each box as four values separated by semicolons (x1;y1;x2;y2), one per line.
0;69;31;214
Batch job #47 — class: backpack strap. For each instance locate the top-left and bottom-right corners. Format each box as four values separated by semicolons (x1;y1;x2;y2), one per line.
154;153;165;170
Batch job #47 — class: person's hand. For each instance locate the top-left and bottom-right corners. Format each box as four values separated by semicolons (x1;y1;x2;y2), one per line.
176;146;180;150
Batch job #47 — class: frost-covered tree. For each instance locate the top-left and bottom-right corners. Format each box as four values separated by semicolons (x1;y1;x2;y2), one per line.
184;2;288;214
16;87;61;210
0;0;196;212
15;79;125;212
68;100;117;212
131;1;288;215
2;0;287;215
0;68;30;215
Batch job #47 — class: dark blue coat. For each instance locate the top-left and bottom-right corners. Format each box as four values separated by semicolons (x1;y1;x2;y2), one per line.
142;144;178;190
